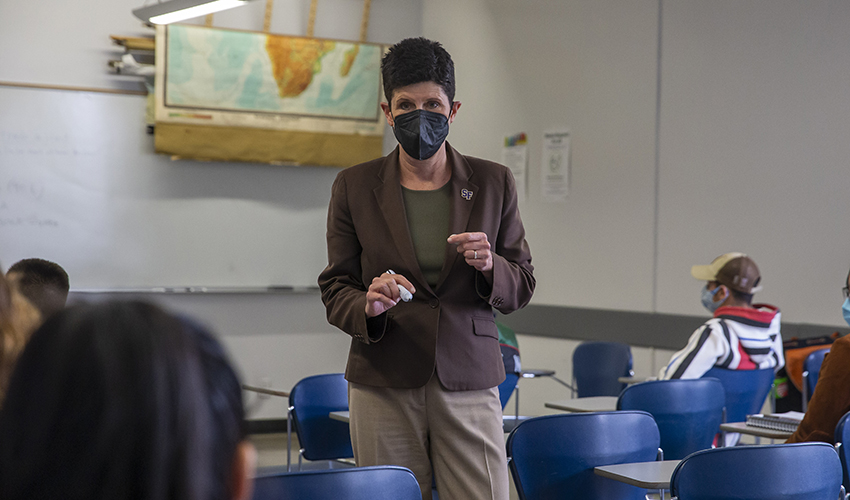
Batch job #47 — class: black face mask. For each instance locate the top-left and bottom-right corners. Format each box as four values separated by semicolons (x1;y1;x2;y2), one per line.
392;109;450;160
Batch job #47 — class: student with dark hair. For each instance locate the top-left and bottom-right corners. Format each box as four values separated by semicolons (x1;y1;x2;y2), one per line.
786;268;850;444
0;269;41;404
319;37;534;500
7;258;70;319
0;301;256;500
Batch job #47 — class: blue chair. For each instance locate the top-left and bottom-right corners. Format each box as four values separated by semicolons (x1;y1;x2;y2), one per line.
252;465;421;500
670;443;844;500
572;341;633;397
617;378;724;460
498;372;519;409
506;411;660;500
288;373;353;468
802;347;830;411
834;411;850;491
702;367;775;424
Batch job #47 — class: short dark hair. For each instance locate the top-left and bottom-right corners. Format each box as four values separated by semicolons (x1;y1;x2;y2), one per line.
7;258;69;318
381;37;456;104
0;301;245;500
728;287;754;305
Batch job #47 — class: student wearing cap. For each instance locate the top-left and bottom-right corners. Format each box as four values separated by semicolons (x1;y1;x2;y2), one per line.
659;252;784;380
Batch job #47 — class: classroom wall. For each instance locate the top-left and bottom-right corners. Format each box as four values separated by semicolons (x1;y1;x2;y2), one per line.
424;0;850;328
5;1;850;420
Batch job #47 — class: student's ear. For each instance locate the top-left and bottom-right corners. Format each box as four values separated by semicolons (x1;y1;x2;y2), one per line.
715;285;730;305
230;440;257;500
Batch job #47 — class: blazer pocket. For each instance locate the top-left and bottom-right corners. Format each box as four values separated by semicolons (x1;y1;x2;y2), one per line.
472;316;498;339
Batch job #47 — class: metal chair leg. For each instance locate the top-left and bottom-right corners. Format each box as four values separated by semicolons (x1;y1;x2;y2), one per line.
287;405;294;472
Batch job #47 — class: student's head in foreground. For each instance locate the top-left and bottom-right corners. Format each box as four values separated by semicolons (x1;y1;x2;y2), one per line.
0;300;255;500
0;268;42;403
7;258;69;319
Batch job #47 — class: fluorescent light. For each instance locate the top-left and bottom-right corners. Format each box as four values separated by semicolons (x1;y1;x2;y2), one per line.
133;0;253;25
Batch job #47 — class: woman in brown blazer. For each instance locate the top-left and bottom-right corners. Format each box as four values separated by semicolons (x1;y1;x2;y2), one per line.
318;38;534;500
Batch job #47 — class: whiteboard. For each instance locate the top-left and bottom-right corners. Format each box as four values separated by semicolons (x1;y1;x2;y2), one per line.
0;85;342;289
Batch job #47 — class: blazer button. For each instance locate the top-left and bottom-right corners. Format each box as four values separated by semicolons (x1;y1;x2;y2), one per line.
429;298;439;309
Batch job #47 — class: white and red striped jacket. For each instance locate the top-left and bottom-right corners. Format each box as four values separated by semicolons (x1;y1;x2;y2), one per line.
659;304;784;380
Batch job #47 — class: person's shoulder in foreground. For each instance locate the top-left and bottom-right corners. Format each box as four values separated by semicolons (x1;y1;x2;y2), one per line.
0;300;256;500
786;268;850;444
659;252;783;380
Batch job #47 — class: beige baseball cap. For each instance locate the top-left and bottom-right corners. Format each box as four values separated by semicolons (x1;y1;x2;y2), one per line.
691;252;762;294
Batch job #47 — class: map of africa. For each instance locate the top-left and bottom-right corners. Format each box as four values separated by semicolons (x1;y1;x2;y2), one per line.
164;25;383;121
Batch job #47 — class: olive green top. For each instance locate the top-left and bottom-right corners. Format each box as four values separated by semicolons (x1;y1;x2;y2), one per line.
402;183;452;288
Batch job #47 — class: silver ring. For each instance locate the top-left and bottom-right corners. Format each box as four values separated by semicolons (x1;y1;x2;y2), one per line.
474;250;478;260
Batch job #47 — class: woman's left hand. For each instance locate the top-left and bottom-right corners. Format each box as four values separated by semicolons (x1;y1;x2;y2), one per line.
448;232;494;274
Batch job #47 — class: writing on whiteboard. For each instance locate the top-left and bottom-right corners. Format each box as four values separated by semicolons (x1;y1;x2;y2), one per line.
0;216;59;228
0;178;59;228
0;130;97;158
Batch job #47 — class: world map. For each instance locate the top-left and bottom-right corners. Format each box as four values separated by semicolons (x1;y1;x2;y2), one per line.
164;25;383;122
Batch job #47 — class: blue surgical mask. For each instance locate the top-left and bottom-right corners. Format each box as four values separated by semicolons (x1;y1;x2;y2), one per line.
842;298;850;327
701;285;724;313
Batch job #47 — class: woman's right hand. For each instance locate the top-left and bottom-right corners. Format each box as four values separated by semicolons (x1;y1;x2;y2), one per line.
365;272;416;317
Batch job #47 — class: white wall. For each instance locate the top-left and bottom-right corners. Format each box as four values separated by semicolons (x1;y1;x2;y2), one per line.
424;0;660;312
655;0;850;325
426;0;850;329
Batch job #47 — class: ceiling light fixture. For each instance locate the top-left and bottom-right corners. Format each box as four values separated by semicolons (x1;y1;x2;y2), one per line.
133;0;254;25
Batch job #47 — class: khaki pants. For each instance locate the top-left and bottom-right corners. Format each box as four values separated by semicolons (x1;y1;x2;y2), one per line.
348;375;509;500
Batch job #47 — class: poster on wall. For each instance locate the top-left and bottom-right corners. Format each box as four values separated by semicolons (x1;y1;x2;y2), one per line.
541;129;570;202
153;25;386;167
502;132;528;203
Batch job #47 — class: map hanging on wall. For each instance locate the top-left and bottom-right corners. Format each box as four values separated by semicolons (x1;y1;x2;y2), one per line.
154;25;386;167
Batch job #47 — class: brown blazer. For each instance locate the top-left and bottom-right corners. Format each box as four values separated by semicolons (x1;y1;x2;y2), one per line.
318;144;535;391
786;334;850;444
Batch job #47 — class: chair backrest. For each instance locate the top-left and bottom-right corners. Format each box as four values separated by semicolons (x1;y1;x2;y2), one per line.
498;372;519;410
670;443;843;500
834;411;850;491
251;465;421;500
617;378;724;460
506;411;660;500
701;367;774;423
804;347;830;399
288;373;353;461
572;341;633;397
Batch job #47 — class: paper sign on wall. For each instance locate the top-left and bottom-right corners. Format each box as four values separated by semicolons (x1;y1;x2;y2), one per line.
502;132;528;203
541;129;570;202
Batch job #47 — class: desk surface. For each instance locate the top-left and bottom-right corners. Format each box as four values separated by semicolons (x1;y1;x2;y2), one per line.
544;396;619;413
594;460;681;490
719;421;794;440
618;376;655;384
329;410;350;423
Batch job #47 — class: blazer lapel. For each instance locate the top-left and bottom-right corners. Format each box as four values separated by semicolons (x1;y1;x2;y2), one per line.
373;149;431;291
436;143;478;289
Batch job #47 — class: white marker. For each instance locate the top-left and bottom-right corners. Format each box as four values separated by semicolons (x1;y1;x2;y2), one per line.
386;269;413;302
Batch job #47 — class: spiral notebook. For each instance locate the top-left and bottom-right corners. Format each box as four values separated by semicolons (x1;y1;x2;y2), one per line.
745;411;805;433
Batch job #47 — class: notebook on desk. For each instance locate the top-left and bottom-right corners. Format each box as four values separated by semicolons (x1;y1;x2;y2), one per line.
745;411;805;433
